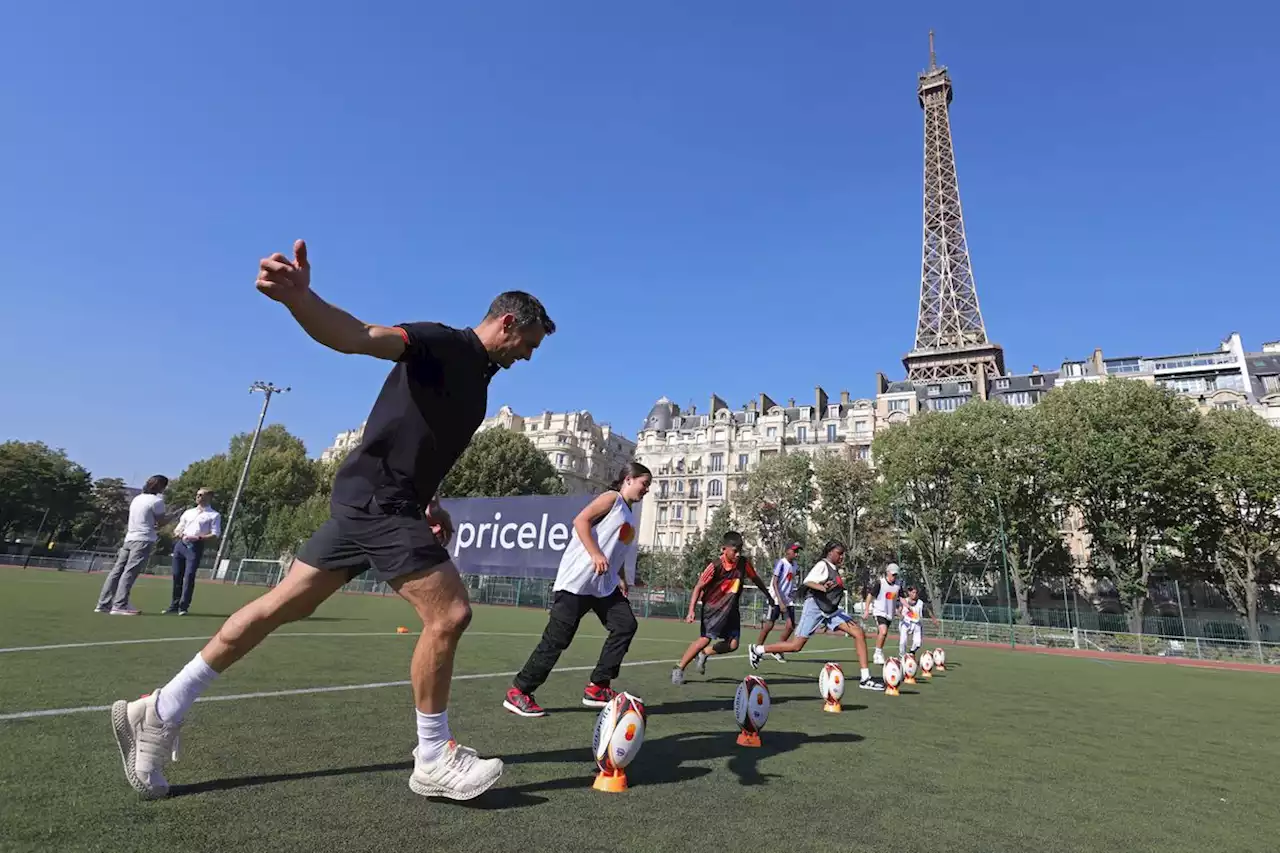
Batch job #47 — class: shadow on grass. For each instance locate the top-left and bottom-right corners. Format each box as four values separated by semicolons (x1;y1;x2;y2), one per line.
170;730;863;805
704;676;813;686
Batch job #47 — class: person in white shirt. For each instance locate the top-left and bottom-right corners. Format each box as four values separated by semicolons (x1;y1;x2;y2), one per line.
164;488;221;615
95;475;169;615
503;463;651;718
747;541;884;691
864;563;901;665
756;542;801;660
898;586;937;660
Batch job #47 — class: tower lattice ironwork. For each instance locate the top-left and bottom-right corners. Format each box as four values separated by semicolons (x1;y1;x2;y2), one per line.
903;32;1004;384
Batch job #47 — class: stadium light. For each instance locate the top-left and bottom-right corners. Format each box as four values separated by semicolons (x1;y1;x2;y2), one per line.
211;381;290;582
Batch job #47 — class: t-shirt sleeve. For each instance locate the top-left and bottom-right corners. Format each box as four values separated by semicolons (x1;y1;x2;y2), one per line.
153;498;167;521
803;562;828;586
745;561;760;581
698;564;716;586
868;580;881;597
394;322;448;365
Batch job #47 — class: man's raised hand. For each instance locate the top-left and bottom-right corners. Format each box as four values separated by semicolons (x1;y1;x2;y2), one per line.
256;239;311;304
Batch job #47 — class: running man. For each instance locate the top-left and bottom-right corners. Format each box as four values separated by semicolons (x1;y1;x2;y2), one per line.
504;463;651;717
755;542;800;661
111;239;554;801
747;540;884;691
864;563;901;666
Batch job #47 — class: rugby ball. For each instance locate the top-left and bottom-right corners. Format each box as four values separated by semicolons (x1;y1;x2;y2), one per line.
902;654;918;679
818;662;845;703
934;647;947;667
592;692;646;772
883;656;903;688
920;650;935;673
734;675;771;733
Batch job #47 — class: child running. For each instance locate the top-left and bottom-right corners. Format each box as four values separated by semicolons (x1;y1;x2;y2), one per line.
756;542;801;661
671;531;772;684
898;586;939;661
747;540;884;691
503;463;651;717
864;563;901;665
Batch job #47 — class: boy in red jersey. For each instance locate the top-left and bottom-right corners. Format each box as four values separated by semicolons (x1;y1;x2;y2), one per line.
671;531;772;684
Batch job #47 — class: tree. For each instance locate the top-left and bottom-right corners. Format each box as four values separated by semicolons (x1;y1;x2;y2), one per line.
1039;380;1210;633
731;453;813;566
811;450;879;584
0;441;92;544
950;402;1071;624
681;503;734;587
634;548;683;588
1202;408;1280;642
438;429;567;498
872;412;967;609
73;477;131;548
168;424;318;559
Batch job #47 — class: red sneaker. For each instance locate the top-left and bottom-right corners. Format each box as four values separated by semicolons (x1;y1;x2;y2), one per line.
581;683;617;709
502;688;547;718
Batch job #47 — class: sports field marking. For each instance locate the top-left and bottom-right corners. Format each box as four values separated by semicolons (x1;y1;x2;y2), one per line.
0;630;694;655
0;647;842;722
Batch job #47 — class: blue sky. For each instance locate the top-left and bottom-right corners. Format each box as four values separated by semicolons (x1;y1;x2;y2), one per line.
1;1;1275;486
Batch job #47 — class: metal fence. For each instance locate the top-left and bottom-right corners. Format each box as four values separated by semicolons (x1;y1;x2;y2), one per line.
9;554;1279;664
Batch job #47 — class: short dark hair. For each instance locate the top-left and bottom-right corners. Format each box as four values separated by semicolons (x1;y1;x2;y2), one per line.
821;540;846;560
721;531;745;550
485;291;555;335
143;475;169;495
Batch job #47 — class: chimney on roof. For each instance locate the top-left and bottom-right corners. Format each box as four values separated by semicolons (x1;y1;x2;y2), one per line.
788;397;796;408
815;386;828;416
1092;348;1105;374
840;390;850;404
876;372;889;395
759;393;777;412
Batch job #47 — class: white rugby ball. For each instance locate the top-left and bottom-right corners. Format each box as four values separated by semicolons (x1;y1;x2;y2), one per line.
903;654;918;679
920;650;935;672
934;647;947;667
883;656;902;687
592;692;646;771
818;662;845;702
734;675;770;733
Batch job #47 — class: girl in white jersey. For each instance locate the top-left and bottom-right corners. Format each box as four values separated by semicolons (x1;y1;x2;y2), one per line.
863;563;901;665
503;463;651;718
898;586;937;660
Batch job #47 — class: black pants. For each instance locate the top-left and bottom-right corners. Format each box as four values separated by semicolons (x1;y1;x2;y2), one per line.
513;589;638;694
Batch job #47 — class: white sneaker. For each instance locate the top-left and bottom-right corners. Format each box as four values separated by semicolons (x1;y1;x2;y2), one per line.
111;691;181;799
409;742;503;801
873;648;885;665
747;645;763;670
670;667;685;685
695;651;707;675
769;652;786;663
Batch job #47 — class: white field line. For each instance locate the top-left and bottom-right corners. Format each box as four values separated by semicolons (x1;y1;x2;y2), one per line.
0;647;846;722
0;630;697;655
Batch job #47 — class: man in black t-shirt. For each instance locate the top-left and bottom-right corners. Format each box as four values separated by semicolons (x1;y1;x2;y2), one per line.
110;240;554;804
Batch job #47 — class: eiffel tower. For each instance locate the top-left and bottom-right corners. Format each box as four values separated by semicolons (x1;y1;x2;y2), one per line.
902;32;1005;384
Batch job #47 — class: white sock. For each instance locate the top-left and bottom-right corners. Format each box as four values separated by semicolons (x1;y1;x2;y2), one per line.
860;668;871;681
155;654;219;722
416;710;452;764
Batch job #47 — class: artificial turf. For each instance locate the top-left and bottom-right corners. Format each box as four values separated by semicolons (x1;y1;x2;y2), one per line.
0;567;1275;853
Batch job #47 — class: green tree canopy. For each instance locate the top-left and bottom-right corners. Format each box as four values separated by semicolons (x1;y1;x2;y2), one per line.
438;429;567;498
681;503;734;586
72;477;131;548
1039;380;1210;632
872;411;967;608
949;401;1072;623
731;452;813;564
0;440;92;544
811;450;880;586
167;424;317;558
1202;408;1280;641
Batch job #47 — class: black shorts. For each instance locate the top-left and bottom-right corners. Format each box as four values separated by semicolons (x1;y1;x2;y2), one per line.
875;615;892;627
701;608;741;642
765;603;796;624
296;500;451;583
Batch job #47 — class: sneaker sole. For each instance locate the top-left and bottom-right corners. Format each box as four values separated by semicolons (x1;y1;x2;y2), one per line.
409;764;504;801
581;698;609;708
859;682;886;691
501;700;546;718
111;701;167;799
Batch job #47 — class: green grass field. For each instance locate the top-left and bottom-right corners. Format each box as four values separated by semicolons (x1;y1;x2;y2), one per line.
1;567;1276;853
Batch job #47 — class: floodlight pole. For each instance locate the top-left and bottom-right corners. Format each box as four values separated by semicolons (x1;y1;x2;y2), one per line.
212;381;289;582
